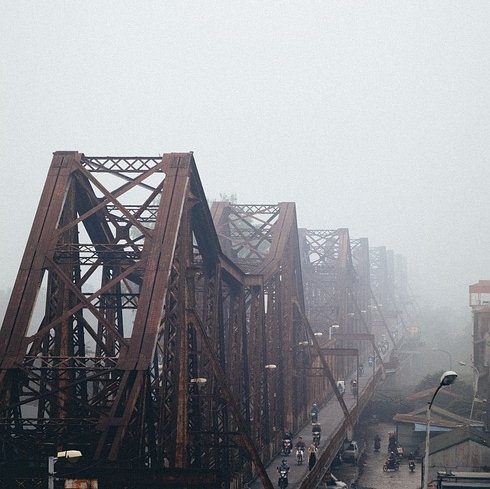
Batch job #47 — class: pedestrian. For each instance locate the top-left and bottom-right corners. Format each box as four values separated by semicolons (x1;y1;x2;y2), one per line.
308;442;317;471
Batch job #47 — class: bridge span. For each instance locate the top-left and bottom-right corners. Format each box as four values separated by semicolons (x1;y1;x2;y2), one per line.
0;152;409;488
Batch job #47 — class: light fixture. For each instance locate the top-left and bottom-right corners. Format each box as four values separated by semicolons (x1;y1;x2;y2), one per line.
423;370;458;489
190;377;208;384
48;450;83;489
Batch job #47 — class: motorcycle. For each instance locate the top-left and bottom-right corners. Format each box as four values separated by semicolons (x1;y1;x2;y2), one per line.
296;448;304;465
282;438;292;456
311;410;318;423
312;424;321;447
409;460;416;472
383;459;399;472
278;467;289;488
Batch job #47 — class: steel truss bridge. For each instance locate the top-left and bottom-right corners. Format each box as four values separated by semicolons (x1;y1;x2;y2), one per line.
0;152;412;488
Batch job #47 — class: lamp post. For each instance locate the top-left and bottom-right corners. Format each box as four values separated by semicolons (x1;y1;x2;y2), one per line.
422;370;458;489
329;324;340;340
431;348;453;370
458;361;479;420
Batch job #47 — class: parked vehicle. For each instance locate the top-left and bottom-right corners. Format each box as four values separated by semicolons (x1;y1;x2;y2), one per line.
342;440;359;463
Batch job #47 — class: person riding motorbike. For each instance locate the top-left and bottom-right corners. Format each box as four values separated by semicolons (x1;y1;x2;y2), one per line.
408;452;416;472
387;451;399;469
311;403;319;423
374;434;381;452
312;423;321;447
277;459;290;487
295;437;306;464
282;431;293;455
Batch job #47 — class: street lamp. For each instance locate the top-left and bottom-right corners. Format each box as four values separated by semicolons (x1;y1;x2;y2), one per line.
458;361;479;420
329;324;340;340
48;450;82;489
422;370;458;489
431;348;453;370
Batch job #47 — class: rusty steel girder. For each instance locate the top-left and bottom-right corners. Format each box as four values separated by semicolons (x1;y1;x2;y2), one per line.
350;238;371;315
299;229;357;333
212;203;313;439
211;203;352;450
0;152;274;488
369;246;404;346
298;229;364;380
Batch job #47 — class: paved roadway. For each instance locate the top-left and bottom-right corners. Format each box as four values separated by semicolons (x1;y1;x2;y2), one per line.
248;364;378;489
354;422;421;489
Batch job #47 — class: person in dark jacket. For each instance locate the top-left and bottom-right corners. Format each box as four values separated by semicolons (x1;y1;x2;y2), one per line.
308;443;317;471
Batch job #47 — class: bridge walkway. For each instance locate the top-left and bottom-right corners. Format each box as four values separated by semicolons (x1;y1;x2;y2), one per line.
249;363;382;489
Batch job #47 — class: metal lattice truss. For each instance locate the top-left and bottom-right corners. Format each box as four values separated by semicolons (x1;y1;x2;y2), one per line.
298;229;383;381
0;152;412;487
0;152;278;488
369;246;407;344
212;204;352;435
299;229;358;333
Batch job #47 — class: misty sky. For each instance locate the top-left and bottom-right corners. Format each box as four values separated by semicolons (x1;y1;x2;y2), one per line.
1;2;489;311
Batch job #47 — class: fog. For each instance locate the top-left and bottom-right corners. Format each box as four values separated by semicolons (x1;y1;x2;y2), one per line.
1;1;490;316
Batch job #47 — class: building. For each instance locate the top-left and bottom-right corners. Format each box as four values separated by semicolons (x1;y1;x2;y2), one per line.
436;471;490;489
469;281;490;431
422;426;490;487
394;406;483;456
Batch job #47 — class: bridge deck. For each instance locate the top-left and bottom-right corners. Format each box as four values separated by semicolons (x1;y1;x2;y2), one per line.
249;363;382;489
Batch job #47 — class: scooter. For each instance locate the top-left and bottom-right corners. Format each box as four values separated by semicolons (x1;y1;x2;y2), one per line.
282;438;292;456
278;468;289;488
409;459;416;472
312;424;321;447
296;448;304;465
311;410;318;423
383;459;399;472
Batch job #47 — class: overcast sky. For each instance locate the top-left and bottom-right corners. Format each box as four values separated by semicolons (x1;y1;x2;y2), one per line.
1;2;489;311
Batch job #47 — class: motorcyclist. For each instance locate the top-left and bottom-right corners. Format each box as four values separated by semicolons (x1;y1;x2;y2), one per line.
387;451;398;468
374;434;381;451
282;430;293;455
408;451;416;469
312;423;322;447
295;437;305;464
277;459;290;485
295;436;306;451
311;403;319;423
